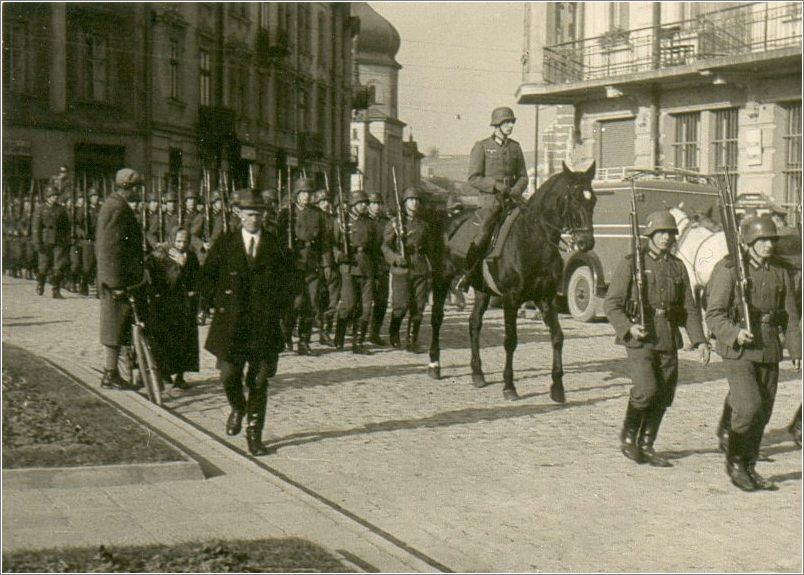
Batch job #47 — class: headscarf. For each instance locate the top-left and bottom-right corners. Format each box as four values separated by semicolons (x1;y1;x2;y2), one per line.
167;225;190;266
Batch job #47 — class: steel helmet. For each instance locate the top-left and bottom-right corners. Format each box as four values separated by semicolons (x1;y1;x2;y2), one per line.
401;186;423;201
293;177;316;196
311;189;328;204
740;215;779;244
367;191;384;204
349;190;369;206
643;210;678;236
490;106;516;126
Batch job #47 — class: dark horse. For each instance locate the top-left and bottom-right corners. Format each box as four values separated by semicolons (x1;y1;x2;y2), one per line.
426;161;597;401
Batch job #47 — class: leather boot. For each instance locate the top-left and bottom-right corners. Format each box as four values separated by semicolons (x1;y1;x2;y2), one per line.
319;317;335;347
369;324;387;346
79;278;89;296
101;369;128;391
638;406;672;467
726;431;757;492
716;398;732;453
52;280;65;299
35;277;45;296
389;315;403;348
745;425;777;491
246;425;269;456
620;401;643;463
457;244;480;293
296;320;312;355
334;317;347;350
789;405;802;448
406;319;423;353
245;384;269;456
226;409;244;436
352;321;371;355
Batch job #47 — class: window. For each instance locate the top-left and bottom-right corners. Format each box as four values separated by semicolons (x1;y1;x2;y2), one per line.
609;3;629;30
169;39;180;100
672;112;700;171
199;49;211;106
259;3;270;29
8;21;31;95
712;108;738;191
84;34;109;102
784;102;802;216
552;2;579;45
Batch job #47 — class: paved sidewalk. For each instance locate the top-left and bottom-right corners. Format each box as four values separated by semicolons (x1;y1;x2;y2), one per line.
3;275;802;572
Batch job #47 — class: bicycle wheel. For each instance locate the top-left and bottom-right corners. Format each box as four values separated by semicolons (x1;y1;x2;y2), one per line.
132;324;162;406
138;327;163;407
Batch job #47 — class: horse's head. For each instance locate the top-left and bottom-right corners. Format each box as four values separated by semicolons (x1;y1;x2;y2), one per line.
670;202;720;235
529;161;597;252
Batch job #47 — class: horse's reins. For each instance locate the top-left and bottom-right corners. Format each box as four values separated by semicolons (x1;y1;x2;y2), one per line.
530;185;592;250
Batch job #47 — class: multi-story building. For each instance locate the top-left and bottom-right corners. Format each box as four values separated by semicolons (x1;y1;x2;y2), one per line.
518;2;802;219
349;2;422;205
3;2;357;195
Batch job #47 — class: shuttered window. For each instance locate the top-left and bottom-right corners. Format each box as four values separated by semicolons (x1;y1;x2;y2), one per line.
784;101;802;221
672;112;700;171
598;118;635;179
712;108;738;192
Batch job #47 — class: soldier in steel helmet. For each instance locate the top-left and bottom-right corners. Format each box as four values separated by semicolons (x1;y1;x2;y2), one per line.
332;189;377;353
461;106;529;290
706;215;801;491
285;177;334;355
605;210;710;468
313;188;339;347
31;184;71;298
367;190;390;345
382;186;435;352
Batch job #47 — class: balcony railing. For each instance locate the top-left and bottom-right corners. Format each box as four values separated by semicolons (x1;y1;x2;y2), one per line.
543;2;802;84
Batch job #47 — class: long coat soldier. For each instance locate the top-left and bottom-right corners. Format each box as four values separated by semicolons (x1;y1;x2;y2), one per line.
368;191;391;345
706;215;801;492
95;168;145;390
32;185;71;298
604;210;710;467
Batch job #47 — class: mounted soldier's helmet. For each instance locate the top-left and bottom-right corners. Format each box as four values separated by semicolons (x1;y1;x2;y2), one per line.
293;178;316;197
643;210;678;236
490;106;516;126
367;191;384;204
349;190;369;206
401;186;423;201
740;214;779;244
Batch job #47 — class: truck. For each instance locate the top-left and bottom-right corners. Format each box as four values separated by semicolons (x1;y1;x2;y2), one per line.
559;168;721;322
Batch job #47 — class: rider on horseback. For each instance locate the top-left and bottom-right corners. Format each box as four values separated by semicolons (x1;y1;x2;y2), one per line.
459;106;529;291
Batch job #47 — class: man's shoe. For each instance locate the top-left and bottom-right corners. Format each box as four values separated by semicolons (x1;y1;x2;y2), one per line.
246;428;269;456
639;443;673;467
746;464;778;491
726;460;757;492
100;370;128;391
226;410;244;436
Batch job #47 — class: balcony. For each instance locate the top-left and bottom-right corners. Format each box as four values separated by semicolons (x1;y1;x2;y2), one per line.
543;2;802;85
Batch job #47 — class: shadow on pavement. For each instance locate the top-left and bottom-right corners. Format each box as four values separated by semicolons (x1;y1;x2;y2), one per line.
3;319;74;328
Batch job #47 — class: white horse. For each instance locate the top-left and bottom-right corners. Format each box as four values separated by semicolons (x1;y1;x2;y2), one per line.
669;205;727;298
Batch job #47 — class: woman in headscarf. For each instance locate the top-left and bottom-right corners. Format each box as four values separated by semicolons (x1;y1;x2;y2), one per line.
145;226;200;391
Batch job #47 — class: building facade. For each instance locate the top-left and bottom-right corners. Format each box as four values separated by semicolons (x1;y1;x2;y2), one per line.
349;3;422;205
518;1;802;220
3;2;357;195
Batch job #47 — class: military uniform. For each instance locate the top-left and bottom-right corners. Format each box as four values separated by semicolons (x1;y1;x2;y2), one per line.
312;191;340;347
333;191;376;353
706;217;801;491
604;211;706;466
31;189;71;297
382;187;435;352
368;193;391;345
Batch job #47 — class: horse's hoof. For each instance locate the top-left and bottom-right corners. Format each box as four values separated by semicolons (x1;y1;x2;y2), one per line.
503;388;519;401
428;365;441;380
471;373;487;388
550;384;566;404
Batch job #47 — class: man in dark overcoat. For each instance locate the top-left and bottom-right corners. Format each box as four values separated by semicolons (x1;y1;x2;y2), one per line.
95;168;145;390
200;189;296;456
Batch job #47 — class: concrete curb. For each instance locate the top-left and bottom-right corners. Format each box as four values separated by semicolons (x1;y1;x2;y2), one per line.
3;459;204;490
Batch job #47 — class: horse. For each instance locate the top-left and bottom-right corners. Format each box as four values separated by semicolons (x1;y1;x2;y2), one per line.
426;161;597;402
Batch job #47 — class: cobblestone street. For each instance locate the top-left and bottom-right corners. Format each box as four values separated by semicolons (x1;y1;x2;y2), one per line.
3;276;802;572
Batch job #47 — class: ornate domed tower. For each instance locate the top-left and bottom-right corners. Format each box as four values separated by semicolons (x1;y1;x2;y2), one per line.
352;2;401;120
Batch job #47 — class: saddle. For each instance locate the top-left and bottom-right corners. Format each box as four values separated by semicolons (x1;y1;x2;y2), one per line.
446;206;521;261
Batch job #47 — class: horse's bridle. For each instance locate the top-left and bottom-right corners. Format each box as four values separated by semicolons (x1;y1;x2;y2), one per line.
534;184;594;248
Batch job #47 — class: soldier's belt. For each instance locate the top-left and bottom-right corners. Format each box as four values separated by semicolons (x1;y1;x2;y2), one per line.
756;312;784;326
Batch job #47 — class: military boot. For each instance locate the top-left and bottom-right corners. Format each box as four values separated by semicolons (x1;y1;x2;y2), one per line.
246;424;269;456
52;285;65;299
319;317;335;347
406;319;423;354
789;405;802;448
35;276;45;296
334;317;347;350
726;431;757;492
352;321;372;355
79;277;89;296
638;405;672;467
245;382;270;456
369;324;387;346
620;401;643;463
716;399;732;453
457;244;480;293
745;425;777;491
389;316;403;348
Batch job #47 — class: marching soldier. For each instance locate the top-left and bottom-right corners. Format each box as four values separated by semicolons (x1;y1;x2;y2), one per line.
333;190;376;353
145;191;161;250
368;191;390;345
67;193;87;293
286;178;334;355
163;191;180;237
31;185;71;298
382;186;436;352
706;215;801;491
261;188;281;236
461;106;528;290
604;210;710;467
313;189;339;347
183;188;206;253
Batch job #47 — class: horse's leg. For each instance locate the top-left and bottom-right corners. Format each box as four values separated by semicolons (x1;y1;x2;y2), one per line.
539;298;566;403
428;275;450;379
469;290;491;388
502;300;519;401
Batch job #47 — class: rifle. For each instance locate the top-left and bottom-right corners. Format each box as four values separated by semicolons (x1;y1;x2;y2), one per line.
332;170;350;261
28;179;36;237
219;170;230;234
628;178;647;328
178;172;184;227
70;175;77;242
202;168;211;242
82;174;90;240
248;164;256;189
286;169;294;251
157;175;165;243
141;179;149;254
391;167;406;260
717;168;752;334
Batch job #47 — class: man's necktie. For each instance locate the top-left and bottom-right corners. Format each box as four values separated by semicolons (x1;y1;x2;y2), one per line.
248;237;256;261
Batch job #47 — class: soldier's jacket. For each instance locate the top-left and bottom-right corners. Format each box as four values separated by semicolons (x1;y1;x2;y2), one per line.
369;213;390;274
468;135;528;208
382;212;435;276
287;205;333;274
334;213;376;277
706;254;802;363
86;204;100;241
163;210;180;236
604;250;706;352
210;210;227;244
32;202;70;249
69;207;88;241
185;210;207;252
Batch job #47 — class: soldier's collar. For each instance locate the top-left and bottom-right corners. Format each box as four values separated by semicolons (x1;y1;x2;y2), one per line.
748;252;769;270
647;247;668;261
492;134;508;146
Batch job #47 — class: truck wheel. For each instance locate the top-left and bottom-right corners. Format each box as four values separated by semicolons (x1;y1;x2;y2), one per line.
567;265;599;322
